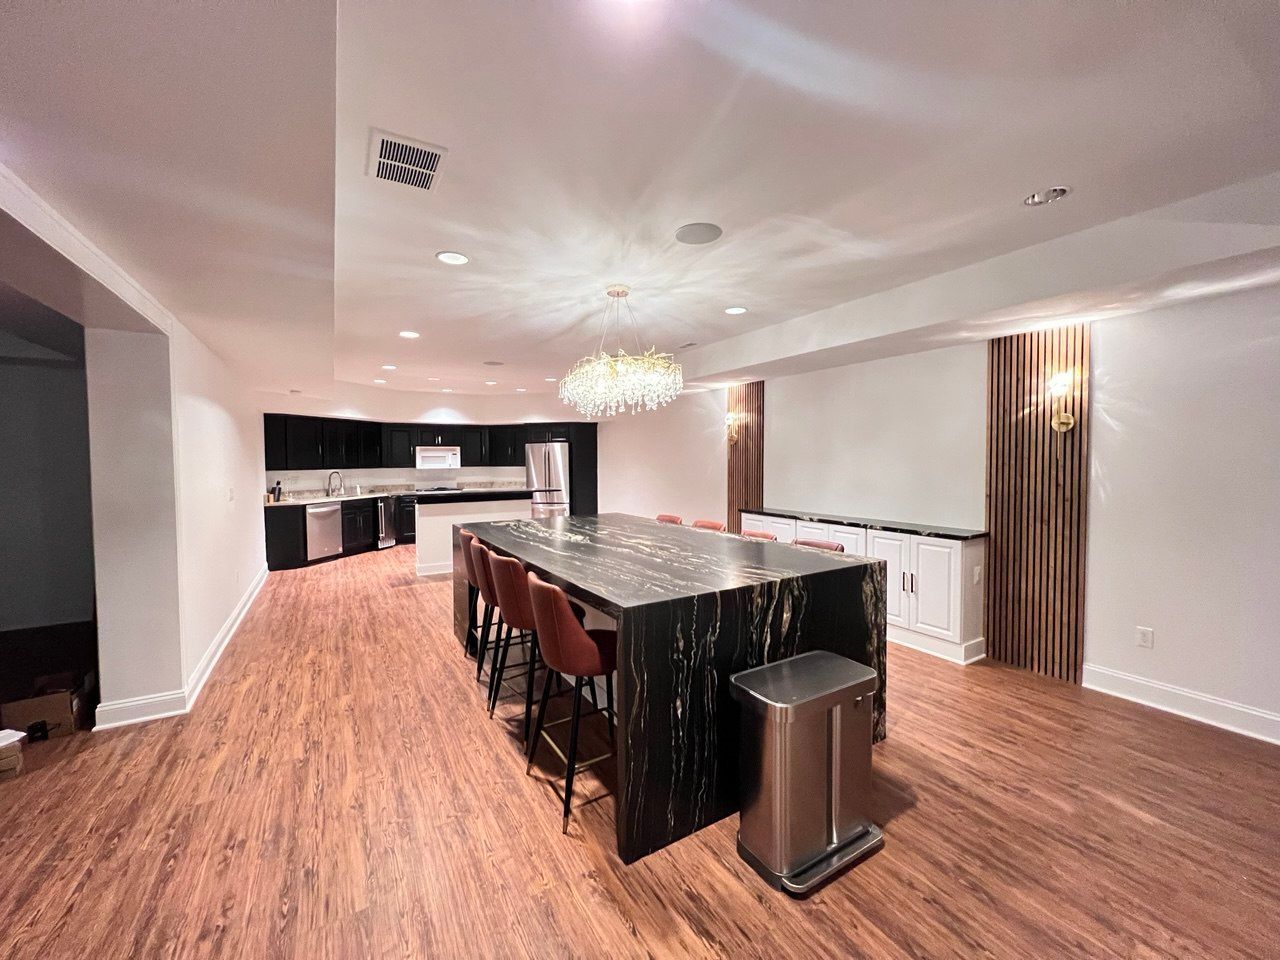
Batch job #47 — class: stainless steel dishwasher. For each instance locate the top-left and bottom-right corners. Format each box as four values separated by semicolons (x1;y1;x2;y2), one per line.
305;502;343;561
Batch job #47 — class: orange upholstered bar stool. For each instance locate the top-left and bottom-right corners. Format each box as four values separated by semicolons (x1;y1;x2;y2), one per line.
486;551;547;743
526;571;617;833
741;529;777;541
656;514;683;525
692;519;726;532
468;539;504;683
792;538;845;552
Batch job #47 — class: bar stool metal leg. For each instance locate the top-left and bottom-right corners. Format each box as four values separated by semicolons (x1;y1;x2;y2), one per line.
562;677;585;834
474;604;494;682
527;670;556;769
523;632;540;745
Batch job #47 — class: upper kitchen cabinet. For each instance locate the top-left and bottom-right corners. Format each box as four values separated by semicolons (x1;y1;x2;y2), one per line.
384;424;414;468
322;418;359;470
458;426;486;466
486;425;526;467
264;414;288;471
284;415;324;470
525;422;573;444
357;421;382;469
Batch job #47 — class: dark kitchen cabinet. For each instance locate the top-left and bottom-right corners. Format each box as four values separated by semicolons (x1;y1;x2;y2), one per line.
525;422;573;444
341;499;376;553
357;421;382;468
459;426;486;466
264;505;307;570
486;424;525;467
323;419;359;470
568;422;598;515
385;424;414;468
264;414;288;471
285;416;325;470
395;496;417;542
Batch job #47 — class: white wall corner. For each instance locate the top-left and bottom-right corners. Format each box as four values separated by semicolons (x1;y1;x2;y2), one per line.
184;564;268;711
1082;664;1280;746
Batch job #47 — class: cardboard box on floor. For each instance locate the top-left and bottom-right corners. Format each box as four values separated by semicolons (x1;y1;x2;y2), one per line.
0;729;27;781
0;671;95;740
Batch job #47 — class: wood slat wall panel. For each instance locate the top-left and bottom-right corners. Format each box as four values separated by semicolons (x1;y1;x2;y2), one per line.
986;325;1090;683
726;381;764;533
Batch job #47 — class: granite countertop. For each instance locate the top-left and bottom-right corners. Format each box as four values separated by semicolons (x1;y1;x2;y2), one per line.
463;513;877;614
748;506;987;541
265;488;535;508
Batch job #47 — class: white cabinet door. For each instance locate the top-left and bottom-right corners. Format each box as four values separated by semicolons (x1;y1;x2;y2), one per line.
795;520;830;543
909;536;961;643
740;513;769;534
826;525;866;556
867;529;909;627
765;517;797;542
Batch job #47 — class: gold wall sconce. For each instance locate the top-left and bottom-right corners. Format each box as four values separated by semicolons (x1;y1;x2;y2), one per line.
1048;371;1075;433
725;412;740;444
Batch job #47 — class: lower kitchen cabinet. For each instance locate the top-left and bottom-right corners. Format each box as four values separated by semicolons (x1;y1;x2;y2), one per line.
264;505;307;570
342;500;376;553
395;497;417;542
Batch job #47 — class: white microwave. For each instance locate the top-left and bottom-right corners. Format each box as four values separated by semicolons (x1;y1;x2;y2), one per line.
415;445;461;469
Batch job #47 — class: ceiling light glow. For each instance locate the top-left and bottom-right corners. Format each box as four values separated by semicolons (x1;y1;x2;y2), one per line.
436;250;469;265
381;364;397;370
398;330;420;339
724;306;747;315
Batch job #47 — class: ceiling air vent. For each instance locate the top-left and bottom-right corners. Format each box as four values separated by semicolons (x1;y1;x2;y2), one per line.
368;129;447;191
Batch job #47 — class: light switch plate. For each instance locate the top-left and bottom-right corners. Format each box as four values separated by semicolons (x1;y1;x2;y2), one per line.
1136;626;1155;649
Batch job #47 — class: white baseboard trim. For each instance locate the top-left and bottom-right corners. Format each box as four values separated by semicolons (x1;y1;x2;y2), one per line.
94;565;269;733
888;626;986;665
416;560;453;576
185;564;268;712
1082;664;1280;746
94;689;189;731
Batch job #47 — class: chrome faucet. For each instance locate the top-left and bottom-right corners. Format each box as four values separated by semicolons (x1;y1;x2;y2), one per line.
326;471;345;497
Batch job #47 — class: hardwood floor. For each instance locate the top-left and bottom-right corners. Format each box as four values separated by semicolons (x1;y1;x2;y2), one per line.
1;546;1276;959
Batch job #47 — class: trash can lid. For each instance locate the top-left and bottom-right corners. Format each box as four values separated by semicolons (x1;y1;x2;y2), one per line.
730;651;878;711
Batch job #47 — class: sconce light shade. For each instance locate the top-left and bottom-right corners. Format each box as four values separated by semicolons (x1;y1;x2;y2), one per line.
1047;371;1073;399
725;412;740;444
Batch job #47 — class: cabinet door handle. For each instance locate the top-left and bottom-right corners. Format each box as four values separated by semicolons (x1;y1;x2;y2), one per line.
910;573;917;594
901;572;908;592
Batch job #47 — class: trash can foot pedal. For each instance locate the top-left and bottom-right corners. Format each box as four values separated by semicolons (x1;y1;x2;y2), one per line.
738;824;884;896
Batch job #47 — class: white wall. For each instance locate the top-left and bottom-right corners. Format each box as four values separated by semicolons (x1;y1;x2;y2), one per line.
598;391;728;525
0;358;95;631
1083;285;1280;742
169;322;267;695
253;382;588;425
84;329;185;712
765;344;988;529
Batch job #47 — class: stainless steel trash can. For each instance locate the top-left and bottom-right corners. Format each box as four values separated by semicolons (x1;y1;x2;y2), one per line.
730;650;883;894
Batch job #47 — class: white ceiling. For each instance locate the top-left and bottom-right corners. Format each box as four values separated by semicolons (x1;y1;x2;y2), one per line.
3;1;1280;397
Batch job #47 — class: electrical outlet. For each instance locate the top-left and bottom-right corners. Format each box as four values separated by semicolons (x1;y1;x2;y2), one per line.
1136;626;1155;649
973;564;982;585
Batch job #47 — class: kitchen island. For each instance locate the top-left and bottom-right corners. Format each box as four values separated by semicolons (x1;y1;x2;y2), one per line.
455;513;886;863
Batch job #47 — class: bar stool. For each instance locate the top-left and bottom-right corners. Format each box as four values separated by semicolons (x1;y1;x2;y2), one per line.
468;539;504;683
742;529;777;541
487;551;549;743
792;538;845;552
458;529;482;656
526;571;617;833
692;519;726;532
656;514;683;525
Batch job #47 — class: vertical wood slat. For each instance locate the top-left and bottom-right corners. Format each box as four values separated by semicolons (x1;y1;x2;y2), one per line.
985;325;1090;683
726;381;764;533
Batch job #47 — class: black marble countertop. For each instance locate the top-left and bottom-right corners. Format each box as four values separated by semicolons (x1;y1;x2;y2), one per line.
266;489;533;508
746;506;987;541
462;513;877;615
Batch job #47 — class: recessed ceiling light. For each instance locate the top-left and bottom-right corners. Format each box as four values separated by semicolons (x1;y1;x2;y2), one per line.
1024;186;1071;207
484;380;498;386
373;379;387;384
398;330;420;339
483;360;504;367
441;387;454;393
381;364;397;370
288;388;302;394
436;250;469;265
679;341;698;349
675;222;723;245
544;377;557;382
515;387;527;393
724;306;747;315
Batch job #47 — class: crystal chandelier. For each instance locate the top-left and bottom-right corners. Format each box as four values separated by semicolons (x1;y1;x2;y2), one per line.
559;284;683;417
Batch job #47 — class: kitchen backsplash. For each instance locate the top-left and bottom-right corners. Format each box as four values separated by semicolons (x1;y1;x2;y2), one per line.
268;466;526;499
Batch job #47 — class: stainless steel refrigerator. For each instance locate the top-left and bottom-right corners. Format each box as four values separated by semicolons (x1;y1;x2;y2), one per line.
526;441;571;518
